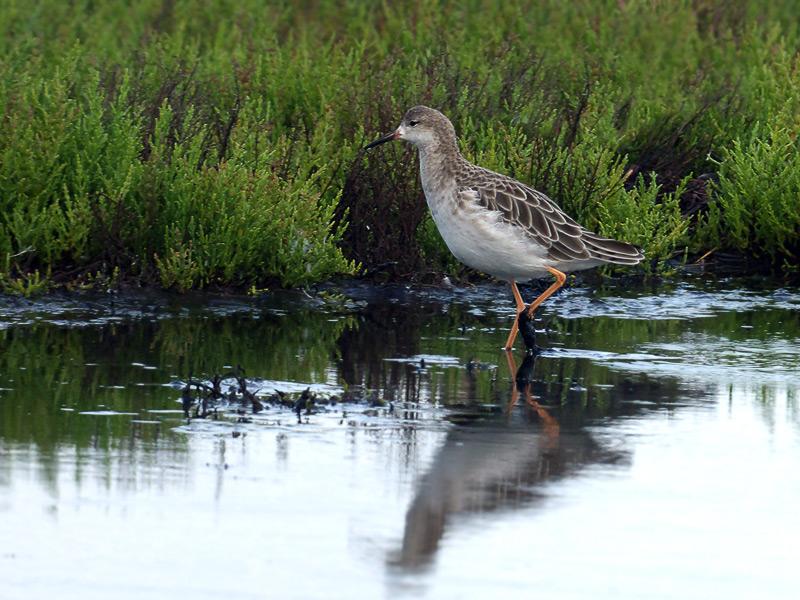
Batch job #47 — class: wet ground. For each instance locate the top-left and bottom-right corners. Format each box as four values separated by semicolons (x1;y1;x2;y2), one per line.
1;276;799;599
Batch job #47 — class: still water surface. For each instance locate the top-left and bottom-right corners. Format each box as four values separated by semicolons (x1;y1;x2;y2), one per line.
1;278;799;599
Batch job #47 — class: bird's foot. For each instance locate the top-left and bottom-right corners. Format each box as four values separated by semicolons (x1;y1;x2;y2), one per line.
517;308;538;353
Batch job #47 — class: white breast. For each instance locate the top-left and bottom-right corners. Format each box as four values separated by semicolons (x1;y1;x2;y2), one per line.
423;185;551;281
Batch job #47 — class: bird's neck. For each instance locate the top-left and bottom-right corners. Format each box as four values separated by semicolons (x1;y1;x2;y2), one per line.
417;141;462;194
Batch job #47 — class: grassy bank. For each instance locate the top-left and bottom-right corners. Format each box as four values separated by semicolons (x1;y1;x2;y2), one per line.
1;0;798;293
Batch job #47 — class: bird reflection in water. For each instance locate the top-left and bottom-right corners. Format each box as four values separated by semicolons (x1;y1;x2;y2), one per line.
389;347;625;571
505;350;560;442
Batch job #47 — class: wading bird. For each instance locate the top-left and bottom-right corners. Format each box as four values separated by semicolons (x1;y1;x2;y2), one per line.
366;106;643;351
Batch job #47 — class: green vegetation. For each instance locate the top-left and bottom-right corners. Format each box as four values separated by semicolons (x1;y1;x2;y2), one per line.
699;122;800;266
1;0;798;292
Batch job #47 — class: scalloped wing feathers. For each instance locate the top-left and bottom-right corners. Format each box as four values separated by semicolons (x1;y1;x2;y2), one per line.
457;166;643;266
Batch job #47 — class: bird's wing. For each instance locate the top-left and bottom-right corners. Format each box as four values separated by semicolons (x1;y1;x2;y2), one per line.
459;168;643;264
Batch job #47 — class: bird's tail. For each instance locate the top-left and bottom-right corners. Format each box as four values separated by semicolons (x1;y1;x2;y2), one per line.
582;231;644;265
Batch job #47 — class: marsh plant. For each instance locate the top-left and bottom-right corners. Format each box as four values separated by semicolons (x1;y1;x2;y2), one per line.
1;0;798;292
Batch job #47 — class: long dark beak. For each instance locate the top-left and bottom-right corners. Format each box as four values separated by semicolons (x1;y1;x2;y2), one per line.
364;130;399;149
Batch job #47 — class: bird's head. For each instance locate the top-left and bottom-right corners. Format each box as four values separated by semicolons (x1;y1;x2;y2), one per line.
365;106;457;151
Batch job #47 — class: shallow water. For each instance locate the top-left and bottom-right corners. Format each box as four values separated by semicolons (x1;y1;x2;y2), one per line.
1;277;799;599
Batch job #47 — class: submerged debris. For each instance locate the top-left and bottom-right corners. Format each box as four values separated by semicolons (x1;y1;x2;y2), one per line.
293;388;314;418
180;366;263;419
178;370;394;422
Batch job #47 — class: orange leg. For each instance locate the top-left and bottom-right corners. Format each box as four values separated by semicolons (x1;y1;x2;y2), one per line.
526;267;567;317
504;267;567;350
504;350;519;411
503;280;526;351
523;392;560;439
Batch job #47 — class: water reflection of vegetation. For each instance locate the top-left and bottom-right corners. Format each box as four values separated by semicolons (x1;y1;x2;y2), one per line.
0;311;353;446
1;286;798;489
153;311;354;382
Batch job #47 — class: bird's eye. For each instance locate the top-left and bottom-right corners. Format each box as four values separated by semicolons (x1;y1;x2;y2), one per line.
409;120;419;127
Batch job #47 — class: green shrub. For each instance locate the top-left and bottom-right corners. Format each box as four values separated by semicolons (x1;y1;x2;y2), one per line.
698;123;800;260
1;0;798;291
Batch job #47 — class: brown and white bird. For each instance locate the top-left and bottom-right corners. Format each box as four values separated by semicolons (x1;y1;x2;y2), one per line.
366;106;643;351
